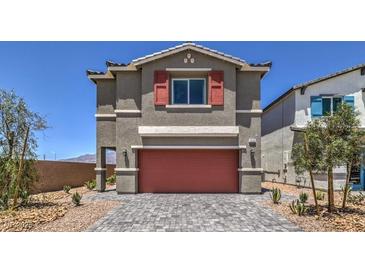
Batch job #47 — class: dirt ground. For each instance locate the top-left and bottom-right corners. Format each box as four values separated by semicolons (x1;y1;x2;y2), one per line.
262;181;365;232
0;185;119;232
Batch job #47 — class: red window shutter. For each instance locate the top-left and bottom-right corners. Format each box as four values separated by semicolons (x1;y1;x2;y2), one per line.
208;71;224;105
154;71;169;105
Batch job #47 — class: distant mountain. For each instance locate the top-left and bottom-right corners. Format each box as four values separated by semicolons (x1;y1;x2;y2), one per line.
62;151;116;164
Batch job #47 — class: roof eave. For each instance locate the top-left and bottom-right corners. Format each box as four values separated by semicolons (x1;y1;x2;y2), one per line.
87;70;115;84
108;64;138;74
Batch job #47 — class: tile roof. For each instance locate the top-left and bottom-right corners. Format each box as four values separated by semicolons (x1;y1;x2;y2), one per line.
86;70;104;76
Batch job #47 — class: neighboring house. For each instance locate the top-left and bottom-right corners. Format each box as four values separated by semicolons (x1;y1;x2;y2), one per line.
87;42;271;194
262;63;365;190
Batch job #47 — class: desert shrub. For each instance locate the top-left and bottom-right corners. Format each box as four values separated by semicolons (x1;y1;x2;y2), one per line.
72;192;82;206
0;89;47;210
289;200;307;216
106;174;116;185
84;179;96;190
299;192;308;204
270;187;281;204
63;185;71;194
315;191;325;201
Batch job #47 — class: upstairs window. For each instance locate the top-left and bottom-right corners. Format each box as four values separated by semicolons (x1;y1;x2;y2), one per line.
172;78;206;104
311;95;354;117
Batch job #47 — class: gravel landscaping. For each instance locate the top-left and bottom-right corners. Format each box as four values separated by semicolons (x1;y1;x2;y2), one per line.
262;181;365;232
0;186;119;232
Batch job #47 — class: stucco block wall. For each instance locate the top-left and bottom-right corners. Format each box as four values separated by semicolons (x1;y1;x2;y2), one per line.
33;161;115;194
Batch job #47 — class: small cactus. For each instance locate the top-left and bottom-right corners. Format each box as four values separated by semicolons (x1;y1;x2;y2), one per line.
63;185;71;194
315;191;325;201
84;179;96;190
106;174;116;185
289;199;307;216
270;187;281;204
72;192;82;206
299;192;308;204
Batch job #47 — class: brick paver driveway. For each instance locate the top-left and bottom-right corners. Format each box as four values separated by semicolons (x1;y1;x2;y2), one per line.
86;192;301;232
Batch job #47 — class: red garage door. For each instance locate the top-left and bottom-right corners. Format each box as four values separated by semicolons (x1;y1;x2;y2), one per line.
138;149;238;193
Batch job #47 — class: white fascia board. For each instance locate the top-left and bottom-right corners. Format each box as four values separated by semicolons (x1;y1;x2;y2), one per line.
138;126;239;137
131;145;246;150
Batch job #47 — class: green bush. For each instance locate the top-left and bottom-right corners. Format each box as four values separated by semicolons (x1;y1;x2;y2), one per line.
63;185;71;194
315;191;325;201
270;187;281;204
299;192;308;204
289;200;307;216
84;179;96;190
72;192;82;206
106;174;116;185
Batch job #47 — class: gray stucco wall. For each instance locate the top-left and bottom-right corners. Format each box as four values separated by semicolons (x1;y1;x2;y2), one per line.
97;80;116;114
141;51;236;126
262;92;296;184
116;72;141;110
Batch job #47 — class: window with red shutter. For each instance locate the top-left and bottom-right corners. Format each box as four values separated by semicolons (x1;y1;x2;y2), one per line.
208;71;224;105
154;71;169;105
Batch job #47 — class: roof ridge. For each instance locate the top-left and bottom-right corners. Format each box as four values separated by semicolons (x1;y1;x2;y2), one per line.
131;42;248;64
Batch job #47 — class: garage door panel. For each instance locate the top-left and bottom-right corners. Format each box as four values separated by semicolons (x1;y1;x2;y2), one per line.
138;149;238;193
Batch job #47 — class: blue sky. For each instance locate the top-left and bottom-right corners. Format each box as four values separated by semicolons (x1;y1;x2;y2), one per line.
0;41;364;159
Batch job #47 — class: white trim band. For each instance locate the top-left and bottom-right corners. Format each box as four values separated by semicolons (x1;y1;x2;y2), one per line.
131;145;246;150
166;104;212;109
236;109;263;113
238;168;264;172
95;113;117;118
94;168;107;171
115;109;142;114
138;126;239;137
114;168;139;172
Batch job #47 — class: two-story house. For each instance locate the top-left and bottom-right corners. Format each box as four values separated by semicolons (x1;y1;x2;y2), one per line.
87;42;271;194
262;63;365;190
